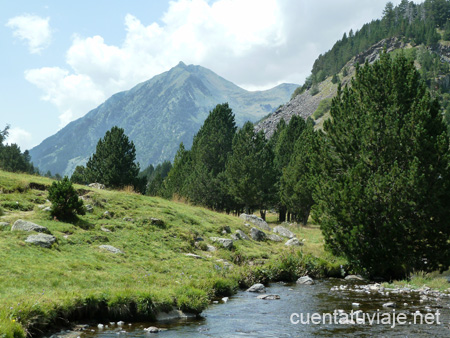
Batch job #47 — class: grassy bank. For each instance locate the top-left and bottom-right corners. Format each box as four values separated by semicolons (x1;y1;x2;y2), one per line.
0;170;344;337
384;270;450;292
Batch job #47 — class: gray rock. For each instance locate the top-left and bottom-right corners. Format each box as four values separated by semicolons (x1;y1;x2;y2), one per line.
383;302;396;308
345;275;365;281
151;218;165;227
297;276;315;285
144;326;161;333
267;234;283;242
43;206;51;212
247;283;266;293
89;183;105;189
210;237;234;250
222;226;231;233
11;219;50;234
206;244;216;252
257;294;280;300
25;233;56;248
273;225;295;238
285;238;303;246
103;211;112;218
235;230;250;240
101;227;111;233
239;214;271;231
123;217;134;222
231;234;239;241
250;227;266;241
99;245;123;254
184;253;203;259
85;204;94;213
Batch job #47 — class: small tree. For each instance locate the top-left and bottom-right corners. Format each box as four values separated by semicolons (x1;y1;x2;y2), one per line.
70;165;88;185
48;177;85;220
85;126;140;189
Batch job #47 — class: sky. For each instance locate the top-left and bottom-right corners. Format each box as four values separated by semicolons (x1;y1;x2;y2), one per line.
1;0;423;151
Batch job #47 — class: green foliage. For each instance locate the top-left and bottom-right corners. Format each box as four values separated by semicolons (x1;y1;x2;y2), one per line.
142;161;172;196
0;125;36;174
225;122;277;212
70;165;88;185
280;120;322;225
312;98;333;120
316;52;450;279
331;73;340;84
48;176;85;220
85;126;140;189
164;143;192;198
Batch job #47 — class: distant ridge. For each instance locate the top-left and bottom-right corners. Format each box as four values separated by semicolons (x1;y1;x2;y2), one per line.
29;63;297;176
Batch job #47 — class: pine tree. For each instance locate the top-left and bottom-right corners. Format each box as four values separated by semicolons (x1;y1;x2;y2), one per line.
85;126;140;189
225;122;276;215
315;52;450;279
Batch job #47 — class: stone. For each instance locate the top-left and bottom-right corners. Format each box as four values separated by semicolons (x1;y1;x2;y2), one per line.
11;219;50;234
257;294;280;300
184;253;203;259
273;225;295;238
267;234;283;242
123;217;133;222
25;233;56;248
239;213;271;231
383;302;396;308
99;245;123;254
89;183;105;189
100;227;111;233
235;230;250;240
206;244;216;252
250;227;266;241
222;297;229;303
144;326;161;333
151;218;165;227
222;226;231;233
345;275;365;281
85;205;94;213
296;276;314;285
210;237;234;250
43;207;51;212
231;234;239;240
246;283;266;293
285;238;303;246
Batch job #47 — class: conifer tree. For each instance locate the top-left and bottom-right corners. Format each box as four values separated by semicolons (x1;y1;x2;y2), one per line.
85;126;140;189
316;52;450;279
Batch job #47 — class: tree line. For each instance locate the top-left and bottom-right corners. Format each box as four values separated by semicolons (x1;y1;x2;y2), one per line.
0;125;36;174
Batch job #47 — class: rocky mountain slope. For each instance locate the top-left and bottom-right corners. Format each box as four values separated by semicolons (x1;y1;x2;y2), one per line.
29;62;297;176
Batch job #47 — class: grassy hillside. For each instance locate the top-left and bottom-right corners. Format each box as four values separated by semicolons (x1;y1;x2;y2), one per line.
0;170;342;337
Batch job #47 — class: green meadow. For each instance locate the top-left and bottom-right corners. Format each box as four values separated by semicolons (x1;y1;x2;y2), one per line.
0;170;343;337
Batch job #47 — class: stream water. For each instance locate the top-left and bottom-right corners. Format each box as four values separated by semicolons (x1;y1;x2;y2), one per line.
79;279;450;337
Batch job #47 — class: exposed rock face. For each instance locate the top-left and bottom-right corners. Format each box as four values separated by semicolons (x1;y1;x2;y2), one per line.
254;37;407;139
246;283;266;293
210;237;234;250
250;227;266;241
273;225;295;239
239;214;270;231
297;276;314;285
11;219;50;234
285;238;303;247
25;233;56;248
99;245;123;254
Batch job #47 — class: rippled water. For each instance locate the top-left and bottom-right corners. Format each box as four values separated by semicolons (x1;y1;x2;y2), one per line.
81;279;450;337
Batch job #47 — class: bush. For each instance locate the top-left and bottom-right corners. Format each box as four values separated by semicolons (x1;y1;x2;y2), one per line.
48;177;85;220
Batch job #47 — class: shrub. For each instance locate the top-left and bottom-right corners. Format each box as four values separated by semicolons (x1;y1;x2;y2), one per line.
312;98;333;120
48;177;85;220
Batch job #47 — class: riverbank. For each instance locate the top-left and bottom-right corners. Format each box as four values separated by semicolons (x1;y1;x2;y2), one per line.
0;170;345;337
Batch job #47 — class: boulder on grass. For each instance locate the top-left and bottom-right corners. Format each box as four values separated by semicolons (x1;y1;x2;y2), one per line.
11;219;50;234
25;233;56;248
250;227;266;241
239;214;271;231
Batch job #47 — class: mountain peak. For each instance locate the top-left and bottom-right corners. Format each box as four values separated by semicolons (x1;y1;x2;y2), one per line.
177;61;187;68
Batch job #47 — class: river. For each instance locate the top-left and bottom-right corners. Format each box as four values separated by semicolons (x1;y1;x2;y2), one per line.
79;279;450;337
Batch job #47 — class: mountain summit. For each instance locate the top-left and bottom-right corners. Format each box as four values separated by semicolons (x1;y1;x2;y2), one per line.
30;63;297;176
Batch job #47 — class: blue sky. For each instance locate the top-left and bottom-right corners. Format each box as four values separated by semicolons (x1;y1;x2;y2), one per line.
1;0;420;151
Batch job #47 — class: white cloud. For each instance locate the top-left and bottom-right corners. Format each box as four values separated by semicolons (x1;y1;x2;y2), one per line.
24;0;402;127
6;127;33;150
6;14;52;54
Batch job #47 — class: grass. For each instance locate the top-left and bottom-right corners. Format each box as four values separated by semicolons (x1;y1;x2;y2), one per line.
0;170;341;337
384;270;450;292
